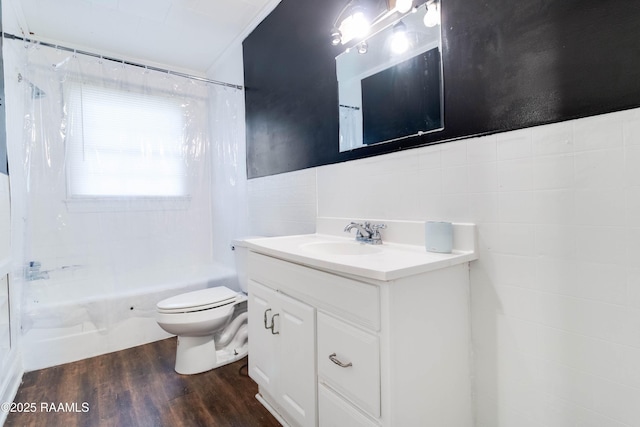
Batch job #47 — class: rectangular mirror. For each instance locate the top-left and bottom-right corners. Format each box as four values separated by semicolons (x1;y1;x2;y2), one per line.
337;1;443;152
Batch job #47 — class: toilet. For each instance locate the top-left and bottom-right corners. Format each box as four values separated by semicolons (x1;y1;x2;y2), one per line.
156;239;252;375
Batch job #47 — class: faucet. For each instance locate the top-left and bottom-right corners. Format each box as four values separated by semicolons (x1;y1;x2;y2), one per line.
344;221;386;245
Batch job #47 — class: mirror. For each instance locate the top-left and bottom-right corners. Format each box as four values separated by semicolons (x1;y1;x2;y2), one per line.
337;2;443;152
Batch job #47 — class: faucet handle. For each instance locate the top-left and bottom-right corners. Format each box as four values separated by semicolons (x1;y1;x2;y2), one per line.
370;223;386;240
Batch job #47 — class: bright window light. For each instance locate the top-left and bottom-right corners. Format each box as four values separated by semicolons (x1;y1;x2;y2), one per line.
66;84;188;198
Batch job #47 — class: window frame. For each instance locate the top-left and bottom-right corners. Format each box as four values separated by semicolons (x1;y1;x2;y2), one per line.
62;81;192;211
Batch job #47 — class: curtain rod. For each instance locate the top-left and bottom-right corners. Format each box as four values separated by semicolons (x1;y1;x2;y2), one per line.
2;32;244;90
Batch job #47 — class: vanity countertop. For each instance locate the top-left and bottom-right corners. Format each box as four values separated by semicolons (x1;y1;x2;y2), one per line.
244;233;477;282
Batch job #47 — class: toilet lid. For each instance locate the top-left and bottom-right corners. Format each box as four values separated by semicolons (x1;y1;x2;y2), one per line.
157;286;238;313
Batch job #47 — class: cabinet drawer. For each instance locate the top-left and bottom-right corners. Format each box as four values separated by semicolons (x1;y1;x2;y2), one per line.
319;384;379;427
249;252;380;330
317;312;380;418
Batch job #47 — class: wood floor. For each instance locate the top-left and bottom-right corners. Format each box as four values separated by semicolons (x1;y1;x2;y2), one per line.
5;338;280;427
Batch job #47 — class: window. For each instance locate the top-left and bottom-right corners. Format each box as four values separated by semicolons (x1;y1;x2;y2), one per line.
66;84;187;198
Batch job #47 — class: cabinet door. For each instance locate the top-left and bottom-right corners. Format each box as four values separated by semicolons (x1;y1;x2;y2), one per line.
248;280;279;396
249;280;318;427
278;292;317;427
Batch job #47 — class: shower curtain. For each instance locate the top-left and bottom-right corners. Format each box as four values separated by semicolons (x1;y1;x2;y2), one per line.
3;39;246;351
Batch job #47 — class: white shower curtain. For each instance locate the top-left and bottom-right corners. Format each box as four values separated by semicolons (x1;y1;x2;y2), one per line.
3;39;245;341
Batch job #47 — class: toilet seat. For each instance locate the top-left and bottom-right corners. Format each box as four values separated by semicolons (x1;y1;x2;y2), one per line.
157;286;239;314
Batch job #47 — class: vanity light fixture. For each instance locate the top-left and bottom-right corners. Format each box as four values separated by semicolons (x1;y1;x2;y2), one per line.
330;0;436;47
331;0;371;46
390;21;410;54
423;0;440;27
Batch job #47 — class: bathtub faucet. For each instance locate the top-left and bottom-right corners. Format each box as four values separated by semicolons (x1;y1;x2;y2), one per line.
344;221;386;245
25;261;49;281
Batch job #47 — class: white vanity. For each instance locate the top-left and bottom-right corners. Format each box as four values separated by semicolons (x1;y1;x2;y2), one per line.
245;218;477;427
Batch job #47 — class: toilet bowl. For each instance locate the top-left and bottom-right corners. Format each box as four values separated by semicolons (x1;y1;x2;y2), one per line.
156;239;254;375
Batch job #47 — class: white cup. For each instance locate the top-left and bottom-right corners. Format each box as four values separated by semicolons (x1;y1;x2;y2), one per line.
425;221;453;253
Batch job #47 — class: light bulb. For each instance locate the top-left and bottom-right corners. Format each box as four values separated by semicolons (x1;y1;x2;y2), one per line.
423;2;440;27
390;33;409;54
351;10;370;38
337;6;370;44
395;0;413;13
390;21;409;54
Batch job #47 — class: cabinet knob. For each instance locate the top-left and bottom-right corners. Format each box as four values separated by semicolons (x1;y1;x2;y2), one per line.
329;353;353;368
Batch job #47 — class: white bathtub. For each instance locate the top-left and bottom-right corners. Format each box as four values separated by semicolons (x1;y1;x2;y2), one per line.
21;264;237;371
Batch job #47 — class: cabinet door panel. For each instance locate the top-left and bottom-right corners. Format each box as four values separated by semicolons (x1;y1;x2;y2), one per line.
248;280;278;395
279;292;317;427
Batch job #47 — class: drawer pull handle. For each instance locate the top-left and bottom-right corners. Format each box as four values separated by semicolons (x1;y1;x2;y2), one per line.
329;353;352;368
270;313;280;335
263;308;273;330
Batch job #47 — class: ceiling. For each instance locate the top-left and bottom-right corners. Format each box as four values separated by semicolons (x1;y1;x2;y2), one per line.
4;0;277;74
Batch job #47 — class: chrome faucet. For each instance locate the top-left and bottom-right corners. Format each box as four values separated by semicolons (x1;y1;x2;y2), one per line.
344;221;386;245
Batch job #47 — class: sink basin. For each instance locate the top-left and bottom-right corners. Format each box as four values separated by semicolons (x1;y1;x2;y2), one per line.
244;228;477;281
300;241;383;256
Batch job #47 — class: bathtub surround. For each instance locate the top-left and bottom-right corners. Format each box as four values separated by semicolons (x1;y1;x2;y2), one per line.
3;40;245;371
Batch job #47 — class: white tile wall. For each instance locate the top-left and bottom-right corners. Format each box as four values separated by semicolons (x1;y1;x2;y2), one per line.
247;168;317;237
246;107;640;426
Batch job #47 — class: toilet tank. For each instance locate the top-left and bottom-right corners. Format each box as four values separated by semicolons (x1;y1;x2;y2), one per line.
232;238;260;293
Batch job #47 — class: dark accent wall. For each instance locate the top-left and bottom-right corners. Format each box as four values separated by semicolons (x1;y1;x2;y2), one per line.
244;0;640;179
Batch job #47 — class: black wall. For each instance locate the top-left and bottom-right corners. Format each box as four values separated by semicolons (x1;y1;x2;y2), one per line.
244;0;640;179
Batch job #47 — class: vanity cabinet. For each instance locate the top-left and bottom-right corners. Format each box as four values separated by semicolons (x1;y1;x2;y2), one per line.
248;250;473;427
248;280;316;427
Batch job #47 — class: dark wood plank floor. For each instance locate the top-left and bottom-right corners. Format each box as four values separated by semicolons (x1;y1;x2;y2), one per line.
5;338;280;427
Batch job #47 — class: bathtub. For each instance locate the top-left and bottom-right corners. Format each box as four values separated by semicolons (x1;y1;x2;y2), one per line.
21;264;237;371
